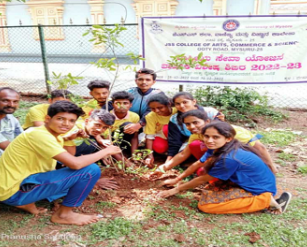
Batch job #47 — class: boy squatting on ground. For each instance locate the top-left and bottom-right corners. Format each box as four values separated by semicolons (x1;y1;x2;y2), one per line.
0;101;121;226
62;109;119;190
22;89;72;130
63;109;115;158
109;91;140;154
0;87;23;156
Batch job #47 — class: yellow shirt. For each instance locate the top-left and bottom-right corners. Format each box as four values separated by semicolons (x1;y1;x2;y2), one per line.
188;125;256;146
22;104;49;129
0;126;66;201
82;99;99;119
111;110;140;132
144;107;177;139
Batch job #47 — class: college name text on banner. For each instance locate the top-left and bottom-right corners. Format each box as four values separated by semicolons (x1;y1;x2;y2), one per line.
141;16;307;85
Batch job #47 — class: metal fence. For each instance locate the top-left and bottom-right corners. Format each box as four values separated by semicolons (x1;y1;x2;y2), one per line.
0;24;307;109
0;24;140;96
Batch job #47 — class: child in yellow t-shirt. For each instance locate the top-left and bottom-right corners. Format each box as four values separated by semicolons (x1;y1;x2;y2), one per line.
110;91;140;154
144;93;177;166
22;89;72;130
82;80;113;119
0;101;121;225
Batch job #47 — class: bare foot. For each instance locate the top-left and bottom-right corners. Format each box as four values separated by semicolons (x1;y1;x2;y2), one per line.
16;203;47;215
269;208;282;215
51;210;101;226
268;195;283;215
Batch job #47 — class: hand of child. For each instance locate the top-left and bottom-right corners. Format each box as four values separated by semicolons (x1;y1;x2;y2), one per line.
124;123;142;134
271;164;279;174
157;188;179;199
145;153;154;168
78;129;89;138
161;178;179;187
95;135;111;147
105;145;121;155
64;129;88;141
96;177;119;190
215;112;225;121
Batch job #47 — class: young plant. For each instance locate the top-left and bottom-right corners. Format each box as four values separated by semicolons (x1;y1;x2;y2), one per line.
47;72;87;107
83;24;145;94
129;149;153;166
112;128;131;149
47;72;83;90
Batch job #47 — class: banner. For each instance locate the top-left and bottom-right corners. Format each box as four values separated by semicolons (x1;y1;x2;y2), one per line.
141;15;307;84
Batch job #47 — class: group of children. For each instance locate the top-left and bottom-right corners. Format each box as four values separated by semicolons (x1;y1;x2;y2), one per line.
0;68;291;226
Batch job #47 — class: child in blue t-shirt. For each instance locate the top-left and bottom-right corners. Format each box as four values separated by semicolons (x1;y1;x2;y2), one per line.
158;121;291;215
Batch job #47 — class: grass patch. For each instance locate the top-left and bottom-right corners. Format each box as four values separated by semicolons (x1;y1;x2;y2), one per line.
277;152;297;162
95;201;117;210
275;159;287;167
91;217;139;242
146;204;176;220
258;130;297;147
175;191;194;199
14;101;39;125
298;166;307;174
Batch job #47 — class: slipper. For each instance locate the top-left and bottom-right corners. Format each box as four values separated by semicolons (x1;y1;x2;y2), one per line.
276;192;292;213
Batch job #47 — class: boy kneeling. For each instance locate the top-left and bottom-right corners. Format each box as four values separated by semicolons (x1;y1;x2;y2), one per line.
0;101;121;225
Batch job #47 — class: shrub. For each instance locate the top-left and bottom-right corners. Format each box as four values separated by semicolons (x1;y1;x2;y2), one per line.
189;86;286;124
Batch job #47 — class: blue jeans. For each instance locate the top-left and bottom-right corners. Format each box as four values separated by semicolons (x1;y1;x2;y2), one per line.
2;164;101;207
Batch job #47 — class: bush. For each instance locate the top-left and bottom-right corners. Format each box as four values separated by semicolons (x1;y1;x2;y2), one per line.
14;101;39;125
190;86;286;124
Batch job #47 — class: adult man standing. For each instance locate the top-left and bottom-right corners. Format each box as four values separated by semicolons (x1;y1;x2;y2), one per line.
0;87;23;156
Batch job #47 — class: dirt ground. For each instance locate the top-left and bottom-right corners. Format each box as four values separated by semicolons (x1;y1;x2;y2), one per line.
257;108;307;135
1;100;307;247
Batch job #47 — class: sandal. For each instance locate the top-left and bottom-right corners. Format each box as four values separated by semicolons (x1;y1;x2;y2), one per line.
276;192;292;213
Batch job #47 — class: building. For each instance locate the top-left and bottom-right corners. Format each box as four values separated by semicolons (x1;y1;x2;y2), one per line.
0;0;306;54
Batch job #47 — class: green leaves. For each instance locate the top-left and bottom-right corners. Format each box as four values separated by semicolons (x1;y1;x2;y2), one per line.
125;52;145;69
91;217;136;240
48;72;83;90
83;24;145;83
192;86;286;124
93;58;117;71
47;72;86;106
85;23;128;47
129;149;153;167
166;52;207;70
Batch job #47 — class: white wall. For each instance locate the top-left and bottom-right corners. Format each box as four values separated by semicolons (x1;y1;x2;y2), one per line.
227;0;254;15
176;0;213;16
64;0;91;25
104;0;136;24
6;0;32;26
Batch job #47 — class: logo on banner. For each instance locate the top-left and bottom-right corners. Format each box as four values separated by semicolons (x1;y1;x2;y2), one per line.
150;21;163;34
223;19;240;31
